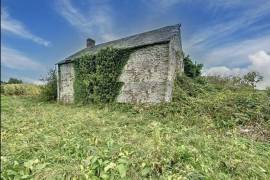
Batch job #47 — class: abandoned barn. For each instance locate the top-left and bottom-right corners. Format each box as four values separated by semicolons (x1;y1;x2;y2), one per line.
56;24;184;104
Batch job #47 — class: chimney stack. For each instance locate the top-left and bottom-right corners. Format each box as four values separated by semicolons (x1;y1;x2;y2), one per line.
86;38;95;48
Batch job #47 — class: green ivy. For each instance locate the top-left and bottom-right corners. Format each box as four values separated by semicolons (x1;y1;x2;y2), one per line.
73;47;132;104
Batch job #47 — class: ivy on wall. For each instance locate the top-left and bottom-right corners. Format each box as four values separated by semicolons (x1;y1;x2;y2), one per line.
73;47;132;104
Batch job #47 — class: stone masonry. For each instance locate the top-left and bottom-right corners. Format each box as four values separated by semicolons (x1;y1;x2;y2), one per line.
56;24;184;103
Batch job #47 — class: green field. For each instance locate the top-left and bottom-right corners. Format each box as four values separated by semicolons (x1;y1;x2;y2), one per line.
1;77;270;179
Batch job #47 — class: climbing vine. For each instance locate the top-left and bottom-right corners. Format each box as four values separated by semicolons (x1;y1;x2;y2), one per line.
73;47;132;104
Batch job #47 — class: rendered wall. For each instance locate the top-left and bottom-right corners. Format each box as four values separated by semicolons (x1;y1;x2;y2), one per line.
117;43;170;103
58;63;75;103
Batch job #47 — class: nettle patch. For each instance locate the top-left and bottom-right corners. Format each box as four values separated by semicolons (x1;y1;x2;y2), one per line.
73;47;132;104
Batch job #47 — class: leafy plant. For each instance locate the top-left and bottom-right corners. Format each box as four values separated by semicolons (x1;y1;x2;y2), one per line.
1;84;41;96
266;87;270;97
243;71;263;88
183;55;203;78
40;69;57;101
73;47;132;104
7;78;23;84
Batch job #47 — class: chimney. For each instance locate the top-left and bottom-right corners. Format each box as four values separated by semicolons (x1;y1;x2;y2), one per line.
86;38;95;48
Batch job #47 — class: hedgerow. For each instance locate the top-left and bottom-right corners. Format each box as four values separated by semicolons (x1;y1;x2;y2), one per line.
1;84;41;96
73;47;132;104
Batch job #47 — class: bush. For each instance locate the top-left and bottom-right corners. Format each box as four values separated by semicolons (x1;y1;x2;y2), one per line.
266;87;270;97
1;84;41;96
243;71;263;88
40;69;57;101
205;76;251;91
183;55;203;78
7;78;23;84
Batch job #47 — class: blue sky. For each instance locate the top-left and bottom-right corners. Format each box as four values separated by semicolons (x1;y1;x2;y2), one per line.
1;0;270;88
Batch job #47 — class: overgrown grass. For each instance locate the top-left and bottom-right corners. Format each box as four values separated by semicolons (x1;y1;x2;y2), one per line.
1;84;41;96
1;76;270;179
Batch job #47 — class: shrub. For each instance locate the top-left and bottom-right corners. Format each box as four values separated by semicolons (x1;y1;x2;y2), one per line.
40;69;57;101
1;84;41;96
183;55;203;78
205;76;251;91
7;78;23;84
266;87;270;97
243;71;263;88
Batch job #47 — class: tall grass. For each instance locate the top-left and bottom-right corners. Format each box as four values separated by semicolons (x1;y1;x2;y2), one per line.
1;84;41;96
1;75;270;179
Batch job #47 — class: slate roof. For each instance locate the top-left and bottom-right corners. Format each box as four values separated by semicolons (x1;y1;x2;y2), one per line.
57;24;181;65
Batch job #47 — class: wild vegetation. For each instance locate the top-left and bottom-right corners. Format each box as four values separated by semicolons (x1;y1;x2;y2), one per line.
1;52;269;179
183;55;203;78
73;47;132;104
39;69;57;101
1;72;269;179
1;84;41;96
1;77;24;84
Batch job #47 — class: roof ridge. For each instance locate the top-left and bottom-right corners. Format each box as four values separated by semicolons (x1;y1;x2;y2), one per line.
56;24;181;65
93;24;181;48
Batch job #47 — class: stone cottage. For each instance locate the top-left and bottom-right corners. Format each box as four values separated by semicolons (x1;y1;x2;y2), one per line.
56;24;184;103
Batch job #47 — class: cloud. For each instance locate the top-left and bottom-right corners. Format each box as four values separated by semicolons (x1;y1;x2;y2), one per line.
143;0;248;11
20;77;46;85
143;0;183;9
248;51;270;89
56;0;117;42
186;2;270;49
1;8;50;46
1;45;44;70
200;35;270;68
204;51;270;89
203;66;247;77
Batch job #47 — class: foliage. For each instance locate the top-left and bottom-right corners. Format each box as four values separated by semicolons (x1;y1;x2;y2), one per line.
183;55;203;78
243;71;263;88
7;77;23;84
1;73;270;179
73;47;132;104
1;93;270;179
266;87;270;97
39;69;57;101
1;84;41;96
1;67;270;179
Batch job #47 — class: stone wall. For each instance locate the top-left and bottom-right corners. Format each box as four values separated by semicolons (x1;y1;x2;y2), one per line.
57;40;183;104
117;43;170;103
58;63;74;103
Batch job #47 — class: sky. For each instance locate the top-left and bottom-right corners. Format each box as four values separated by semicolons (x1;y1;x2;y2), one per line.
1;0;270;88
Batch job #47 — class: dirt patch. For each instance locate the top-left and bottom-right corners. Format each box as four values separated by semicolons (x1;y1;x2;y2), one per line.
239;123;270;142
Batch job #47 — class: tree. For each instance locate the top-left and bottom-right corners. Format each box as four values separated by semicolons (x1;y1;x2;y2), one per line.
7;78;23;84
243;71;263;88
40;69;57;101
183;55;203;78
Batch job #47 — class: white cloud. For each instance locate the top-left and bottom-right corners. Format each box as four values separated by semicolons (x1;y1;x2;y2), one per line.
56;0;117;42
186;2;270;49
248;51;270;89
203;66;247;77
20;77;45;85
1;45;44;70
1;8;50;46
201;35;270;67
204;51;270;89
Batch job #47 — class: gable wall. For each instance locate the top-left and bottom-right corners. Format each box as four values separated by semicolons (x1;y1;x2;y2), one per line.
58;63;75;103
117;43;170;103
